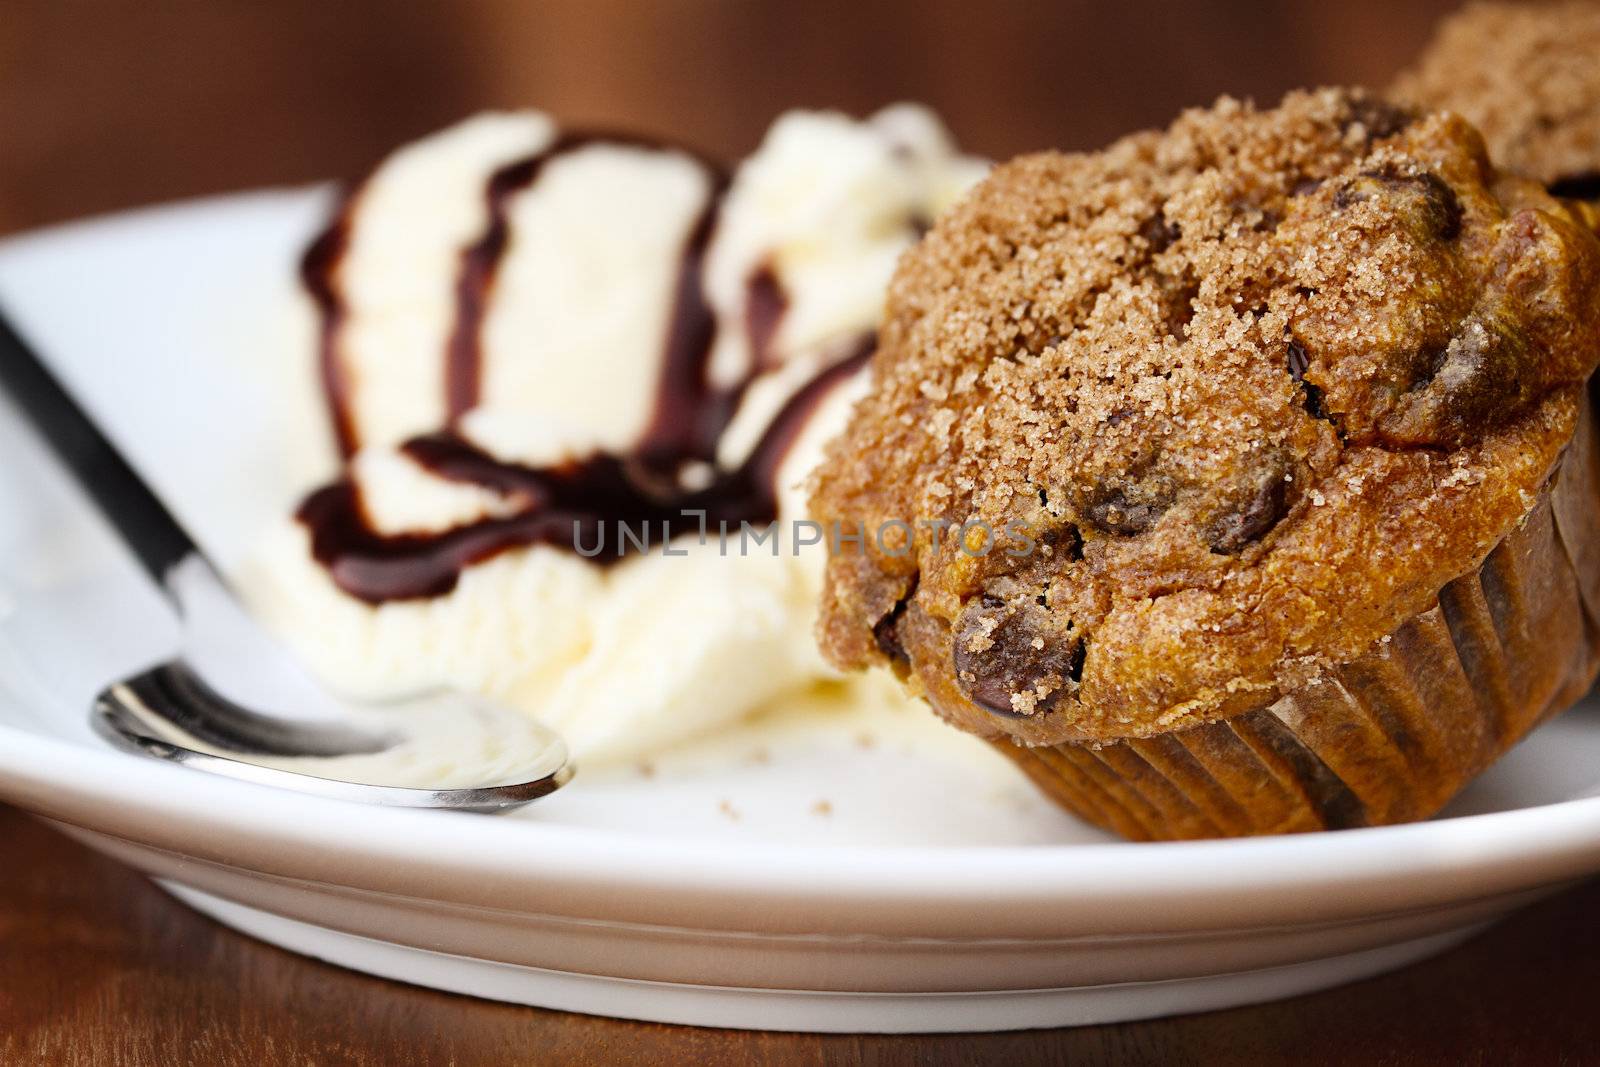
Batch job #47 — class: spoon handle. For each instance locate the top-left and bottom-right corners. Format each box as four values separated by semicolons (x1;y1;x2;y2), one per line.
0;307;200;591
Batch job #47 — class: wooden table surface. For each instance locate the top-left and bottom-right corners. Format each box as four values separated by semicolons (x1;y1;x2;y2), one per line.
0;804;1594;1065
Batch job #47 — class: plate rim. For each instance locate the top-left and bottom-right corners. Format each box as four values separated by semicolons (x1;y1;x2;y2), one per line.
5;718;1600;937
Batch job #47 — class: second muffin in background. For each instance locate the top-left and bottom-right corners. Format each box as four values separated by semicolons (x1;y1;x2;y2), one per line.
1393;0;1600;196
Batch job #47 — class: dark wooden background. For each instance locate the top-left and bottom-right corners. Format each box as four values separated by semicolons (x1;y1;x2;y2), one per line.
7;1;1595;1063
0;0;1458;235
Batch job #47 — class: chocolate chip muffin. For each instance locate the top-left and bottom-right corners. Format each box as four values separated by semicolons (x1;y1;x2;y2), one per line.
1394;1;1600;196
810;88;1600;839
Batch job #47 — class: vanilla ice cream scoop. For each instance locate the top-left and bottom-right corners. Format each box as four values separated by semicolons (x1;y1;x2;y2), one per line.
241;106;986;765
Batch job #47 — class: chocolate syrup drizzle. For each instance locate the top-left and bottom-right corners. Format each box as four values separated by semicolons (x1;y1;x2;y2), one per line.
300;207;357;458
297;133;879;603
441;134;727;426
298;346;867;602
743;263;787;374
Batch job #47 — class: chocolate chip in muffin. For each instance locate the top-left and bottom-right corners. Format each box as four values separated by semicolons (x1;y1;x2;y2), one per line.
1139;210;1181;253
1204;452;1293;555
1341;95;1415;144
1080;484;1171;537
1331;167;1463;242
952;594;1083;717
1286;339;1330;422
871;578;918;667
1038;520;1084;562
1379;313;1532;446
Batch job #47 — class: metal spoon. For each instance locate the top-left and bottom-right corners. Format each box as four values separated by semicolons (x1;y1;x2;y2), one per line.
0;308;572;811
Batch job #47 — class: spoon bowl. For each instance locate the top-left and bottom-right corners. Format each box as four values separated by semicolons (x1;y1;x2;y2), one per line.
92;661;573;812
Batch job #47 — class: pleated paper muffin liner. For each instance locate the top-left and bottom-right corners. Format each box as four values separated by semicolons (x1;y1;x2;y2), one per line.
998;395;1600;842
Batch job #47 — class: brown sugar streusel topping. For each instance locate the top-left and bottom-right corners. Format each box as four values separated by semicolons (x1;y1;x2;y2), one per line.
1393;1;1600;194
809;88;1600;747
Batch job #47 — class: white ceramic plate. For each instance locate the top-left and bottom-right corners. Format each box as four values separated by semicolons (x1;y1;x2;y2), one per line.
4;191;1600;1034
